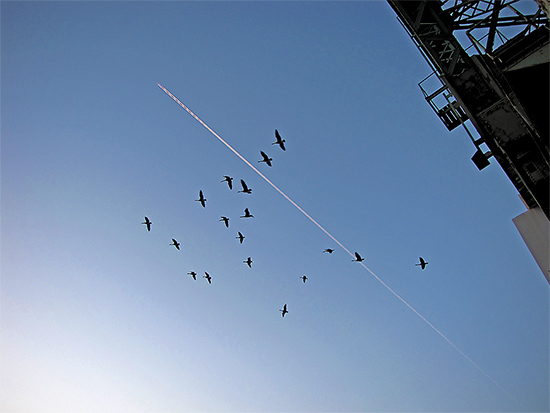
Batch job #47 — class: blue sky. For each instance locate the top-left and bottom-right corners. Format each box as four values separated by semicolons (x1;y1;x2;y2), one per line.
1;1;548;412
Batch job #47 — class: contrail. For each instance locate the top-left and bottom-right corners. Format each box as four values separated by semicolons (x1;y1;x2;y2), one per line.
157;84;352;255
157;83;516;402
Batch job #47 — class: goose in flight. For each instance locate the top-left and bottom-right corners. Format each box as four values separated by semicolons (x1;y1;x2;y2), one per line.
221;175;233;190
415;257;428;270
240;208;254;218
258;151;273;167
244;257;253;268
195;190;207;207
142;216;152;231
238;179;252;194
272;129;286;151
204;272;212;284
219;216;229;228
170;239;181;250
187;271;197;280
236;231;245;244
352;252;364;262
323;248;334;254
280;304;288;317
300;275;308;283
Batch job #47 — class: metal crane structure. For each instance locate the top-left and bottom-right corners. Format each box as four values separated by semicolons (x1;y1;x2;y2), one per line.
387;0;549;280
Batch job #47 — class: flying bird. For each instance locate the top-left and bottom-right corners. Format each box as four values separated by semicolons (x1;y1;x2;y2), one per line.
240;208;254;218
300;275;308;283
221;175;233;190
280;304;288;317
258;151;273;167
244;257;253;268
323;248;334;254
272;129;286;151
236;232;245;244
204;272;212;284
219;216;230;228
170;239;181;250
238;179;252;194
195;190;207;207
352;252;364;262
187;271;197;280
415;257;428;270
142;216;152;231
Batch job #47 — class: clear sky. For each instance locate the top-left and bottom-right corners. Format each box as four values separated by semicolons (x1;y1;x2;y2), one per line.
1;1;548;412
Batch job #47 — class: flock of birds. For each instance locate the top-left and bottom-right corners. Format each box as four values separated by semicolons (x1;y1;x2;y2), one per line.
141;129;428;317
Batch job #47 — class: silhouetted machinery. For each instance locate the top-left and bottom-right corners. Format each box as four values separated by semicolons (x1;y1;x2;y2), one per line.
387;0;549;280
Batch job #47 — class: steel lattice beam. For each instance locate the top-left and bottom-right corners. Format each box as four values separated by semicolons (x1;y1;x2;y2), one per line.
388;0;549;218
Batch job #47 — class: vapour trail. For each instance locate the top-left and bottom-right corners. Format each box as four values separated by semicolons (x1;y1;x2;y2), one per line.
157;83;515;402
357;260;514;398
157;84;353;256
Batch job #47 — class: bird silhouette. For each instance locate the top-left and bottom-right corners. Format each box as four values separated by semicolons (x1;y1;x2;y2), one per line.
272;129;286;151
240;208;254;218
195;190;207;207
187;271;197;280
142;216;152;231
238;179;252;194
170;239;181;250
280;304;288;317
415;257;428;270
258;151;273;167
352;252;364;262
204;272;212;284
300;275;308;283
221;175;233;190
244;257;253;268
220;216;229;228
236;232;245;244
323;248;334;254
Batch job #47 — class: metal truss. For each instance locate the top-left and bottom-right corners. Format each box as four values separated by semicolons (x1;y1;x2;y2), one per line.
441;0;548;53
388;0;549;216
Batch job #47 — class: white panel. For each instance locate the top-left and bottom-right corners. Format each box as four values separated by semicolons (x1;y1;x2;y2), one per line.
513;207;550;282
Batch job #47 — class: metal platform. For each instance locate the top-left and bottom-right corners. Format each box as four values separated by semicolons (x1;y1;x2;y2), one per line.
388;0;549;218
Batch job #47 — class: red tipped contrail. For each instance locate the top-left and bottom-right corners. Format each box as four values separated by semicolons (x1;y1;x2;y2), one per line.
157;83;515;402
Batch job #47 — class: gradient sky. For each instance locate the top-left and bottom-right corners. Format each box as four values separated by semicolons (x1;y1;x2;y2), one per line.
1;1;548;412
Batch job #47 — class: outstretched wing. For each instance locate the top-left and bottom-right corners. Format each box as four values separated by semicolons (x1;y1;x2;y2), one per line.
419;257;427;269
260;151;272;165
198;190;205;207
143;217;151;231
275;129;286;150
223;176;233;189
